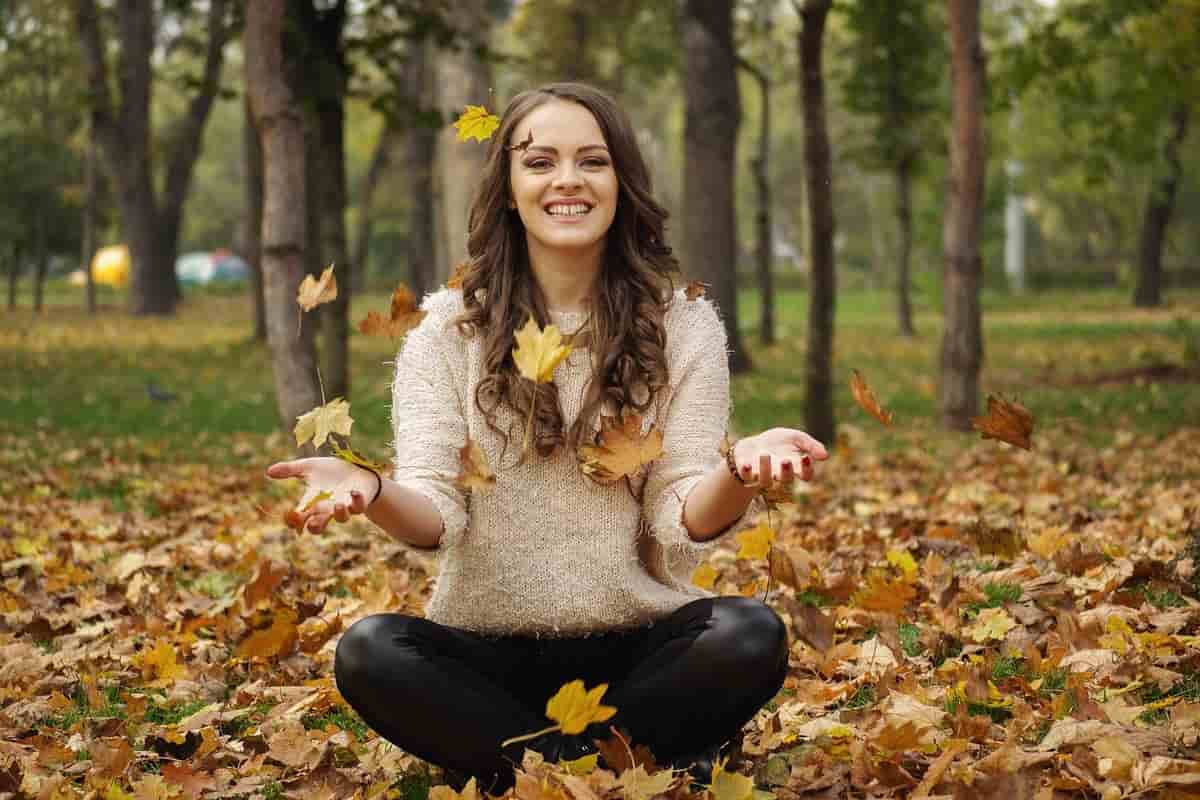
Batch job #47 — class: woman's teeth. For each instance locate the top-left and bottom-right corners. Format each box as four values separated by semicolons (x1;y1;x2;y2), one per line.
547;204;590;216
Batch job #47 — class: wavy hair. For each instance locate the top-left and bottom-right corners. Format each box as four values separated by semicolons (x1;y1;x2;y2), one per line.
451;82;679;474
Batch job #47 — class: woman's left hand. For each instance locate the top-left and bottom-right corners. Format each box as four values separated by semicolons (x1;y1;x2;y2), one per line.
731;428;829;489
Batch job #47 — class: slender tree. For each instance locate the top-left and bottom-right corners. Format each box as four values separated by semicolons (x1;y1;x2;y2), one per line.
796;0;836;444
242;95;266;341
940;0;986;429
681;0;751;373
72;0;232;315
245;0;322;446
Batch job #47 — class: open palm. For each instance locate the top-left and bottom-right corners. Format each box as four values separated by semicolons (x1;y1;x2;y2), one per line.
732;427;829;489
265;457;378;533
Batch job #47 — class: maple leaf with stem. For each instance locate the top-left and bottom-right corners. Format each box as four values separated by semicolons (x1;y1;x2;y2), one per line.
297;264;337;312
578;413;664;483
965;607;1017;643
971;393;1034;450
293;397;354;449
512;317;573;453
500;679;617;748
735;520;776;560
453;105;500;142
850;369;894;426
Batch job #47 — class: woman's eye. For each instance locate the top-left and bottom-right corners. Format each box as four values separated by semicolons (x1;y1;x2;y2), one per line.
525;159;552;169
583;158;610;168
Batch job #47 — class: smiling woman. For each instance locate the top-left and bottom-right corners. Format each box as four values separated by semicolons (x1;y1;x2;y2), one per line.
266;82;829;794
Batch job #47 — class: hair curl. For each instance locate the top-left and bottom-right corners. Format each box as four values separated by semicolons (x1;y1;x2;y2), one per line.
450;82;680;476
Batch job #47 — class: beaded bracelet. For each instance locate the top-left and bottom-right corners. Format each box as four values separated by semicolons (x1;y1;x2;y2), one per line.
725;439;752;486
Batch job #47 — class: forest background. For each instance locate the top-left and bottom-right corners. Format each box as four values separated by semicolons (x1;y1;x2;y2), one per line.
1;1;1200;799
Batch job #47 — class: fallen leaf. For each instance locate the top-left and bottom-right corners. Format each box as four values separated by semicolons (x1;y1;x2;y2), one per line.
851;570;917;613
430;777;479;800
709;757;755;800
972;393;1034;450
456;438;496;494
850;370;894;426
735;521;776;560
135;639;185;687
297;264;337;312
578;413;663;484
546;680;617;736
453;105;500;143
513;317;573;384
964;608;1017;643
293;397;354;449
235;615;298;661
618;764;676;800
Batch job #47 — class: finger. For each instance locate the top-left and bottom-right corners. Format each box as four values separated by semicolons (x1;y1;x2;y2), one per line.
349;490;366;514
793;432;830;460
759;453;771;488
307;512;328;534
266;461;298;479
780;458;795;483
800;454;815;481
333;502;349;523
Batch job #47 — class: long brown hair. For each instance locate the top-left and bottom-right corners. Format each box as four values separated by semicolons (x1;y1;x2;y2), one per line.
452;82;679;472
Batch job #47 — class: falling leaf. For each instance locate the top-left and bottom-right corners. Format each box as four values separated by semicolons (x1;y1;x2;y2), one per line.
545;679;617;736
692;563;718;590
293;397;354;449
685;281;710;300
578;413;664;483
358;283;427;339
559;752;599;776
456;438;496;494
513;317;573;384
850;369;894;426
297;264;337;312
972;393;1034;450
447;261;469;289
329;439;390;474
735;521;776;560
965;608;1017;642
618;764;676;800
242;559;288;612
299;490;332;513
453;105;500;143
851;570;917;613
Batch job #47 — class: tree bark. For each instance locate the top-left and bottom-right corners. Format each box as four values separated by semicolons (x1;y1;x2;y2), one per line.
682;0;751;373
71;0;229;316
404;38;438;298
1134;103;1189;308
243;95;266;341
245;0;321;449
896;153;915;336
940;0;986;430
33;214;48;313
435;0;492;280
738;56;775;346
6;245;19;311
353;119;398;292
798;0;835;445
82;117;97;315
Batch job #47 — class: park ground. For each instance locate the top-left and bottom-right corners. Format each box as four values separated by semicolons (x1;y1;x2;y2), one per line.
1;282;1199;798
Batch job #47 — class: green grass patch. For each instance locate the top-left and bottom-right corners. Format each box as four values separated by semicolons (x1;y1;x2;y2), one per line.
899;622;923;658
992;655;1029;682
965;582;1023;617
143;698;210;726
1038;667;1069;697
1137;671;1200;724
40;684;125;729
841;683;876;710
303;707;370;740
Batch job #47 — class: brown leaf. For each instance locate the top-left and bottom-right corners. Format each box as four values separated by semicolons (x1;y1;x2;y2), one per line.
358;283;427;338
235;614;298;661
851;570;917;613
769;547;800;590
685;281;710;300
242;559;289;613
90;736;133;779
456;438;496;494
850;369;894;426
297;264;337;312
791;604;835;653
160;762;216;800
447;260;469;289
578;413;663;484
971;393;1034;450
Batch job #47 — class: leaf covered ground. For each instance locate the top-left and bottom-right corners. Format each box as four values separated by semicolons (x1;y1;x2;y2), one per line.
2;287;1199;798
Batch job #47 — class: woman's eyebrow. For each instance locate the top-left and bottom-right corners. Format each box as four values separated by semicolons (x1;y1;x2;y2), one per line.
524;144;609;154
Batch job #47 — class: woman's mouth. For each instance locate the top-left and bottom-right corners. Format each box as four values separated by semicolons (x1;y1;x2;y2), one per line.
544;202;593;222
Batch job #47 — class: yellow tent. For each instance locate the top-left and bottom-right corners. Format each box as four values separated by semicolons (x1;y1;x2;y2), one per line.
91;245;130;287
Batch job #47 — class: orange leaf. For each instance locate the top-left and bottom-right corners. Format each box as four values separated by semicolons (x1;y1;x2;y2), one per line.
235;614;298;661
850;369;894;426
851;570;916;613
135;638;186;687
297;264;337;312
971;393;1034;450
160;762;216;800
242;559;288;613
685;280;710;300
357;283;427;338
578;413;663;483
456;438;496;494
446;261;469;289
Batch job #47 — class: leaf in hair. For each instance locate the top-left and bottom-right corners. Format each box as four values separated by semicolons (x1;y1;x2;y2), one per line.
685;281;710;301
446;261;468;289
506;130;534;152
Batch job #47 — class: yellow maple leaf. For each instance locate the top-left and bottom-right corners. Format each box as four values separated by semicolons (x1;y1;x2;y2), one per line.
297;264;337;312
886;548;918;581
560;752;599;776
709;757;755;800
456;438;496;494
453;105;500;143
736;521;776;560
545;679;617;735
578;413;664;483
429;777;478;800
513;317;573;383
851;569;917;613
1027;527;1069;560
329;439;389;474
136;638;185;688
692;563;719;590
965;607;1017;643
293;397;354;449
618;764;676;800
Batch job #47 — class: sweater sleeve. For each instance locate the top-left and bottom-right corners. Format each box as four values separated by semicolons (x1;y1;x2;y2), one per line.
389;289;470;551
642;294;766;574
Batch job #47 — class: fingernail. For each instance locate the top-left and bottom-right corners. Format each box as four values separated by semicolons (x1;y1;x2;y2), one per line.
742;465;752;473
783;460;792;469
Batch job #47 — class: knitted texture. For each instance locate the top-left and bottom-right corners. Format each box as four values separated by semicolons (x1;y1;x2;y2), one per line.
389;286;765;637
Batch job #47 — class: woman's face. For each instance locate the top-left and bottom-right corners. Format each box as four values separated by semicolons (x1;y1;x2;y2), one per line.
508;99;619;262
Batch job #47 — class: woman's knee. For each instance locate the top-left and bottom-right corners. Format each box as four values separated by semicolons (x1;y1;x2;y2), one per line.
708;597;788;670
334;613;417;688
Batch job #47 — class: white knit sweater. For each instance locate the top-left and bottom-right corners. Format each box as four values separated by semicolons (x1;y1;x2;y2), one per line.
389;286;763;637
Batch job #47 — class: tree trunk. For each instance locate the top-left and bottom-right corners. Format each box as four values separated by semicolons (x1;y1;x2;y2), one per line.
940;0;986;430
404;38;438;298
82;117;97;314
353;119;398;292
799;0;836;445
245;0;321;450
243;94;266;341
7;244;21;311
435;0;492;280
739;57;775;346
895;153;915;336
682;0;751;373
1134;103;1189;308
33;215;48;313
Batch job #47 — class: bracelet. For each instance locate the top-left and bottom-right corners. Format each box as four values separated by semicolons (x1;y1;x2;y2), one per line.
725;439;752;486
363;466;383;507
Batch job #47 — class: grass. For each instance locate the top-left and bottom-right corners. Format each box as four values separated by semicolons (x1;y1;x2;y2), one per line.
2;280;1198;468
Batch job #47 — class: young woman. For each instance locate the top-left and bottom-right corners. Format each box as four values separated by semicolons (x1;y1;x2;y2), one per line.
265;82;828;795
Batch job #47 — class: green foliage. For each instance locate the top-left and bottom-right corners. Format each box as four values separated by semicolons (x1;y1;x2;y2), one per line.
965;582;1023;617
303;708;371;740
144;698;209;726
898;622;923;657
992;655;1029;682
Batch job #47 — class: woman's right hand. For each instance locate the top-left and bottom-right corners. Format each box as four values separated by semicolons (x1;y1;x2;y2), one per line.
265;457;380;534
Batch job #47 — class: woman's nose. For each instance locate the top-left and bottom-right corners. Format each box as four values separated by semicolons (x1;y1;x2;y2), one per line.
552;164;583;189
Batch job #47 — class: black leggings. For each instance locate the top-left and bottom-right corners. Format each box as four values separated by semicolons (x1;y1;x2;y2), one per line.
334;596;789;793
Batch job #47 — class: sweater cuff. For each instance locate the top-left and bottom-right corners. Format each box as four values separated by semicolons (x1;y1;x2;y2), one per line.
392;476;469;551
652;474;767;575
